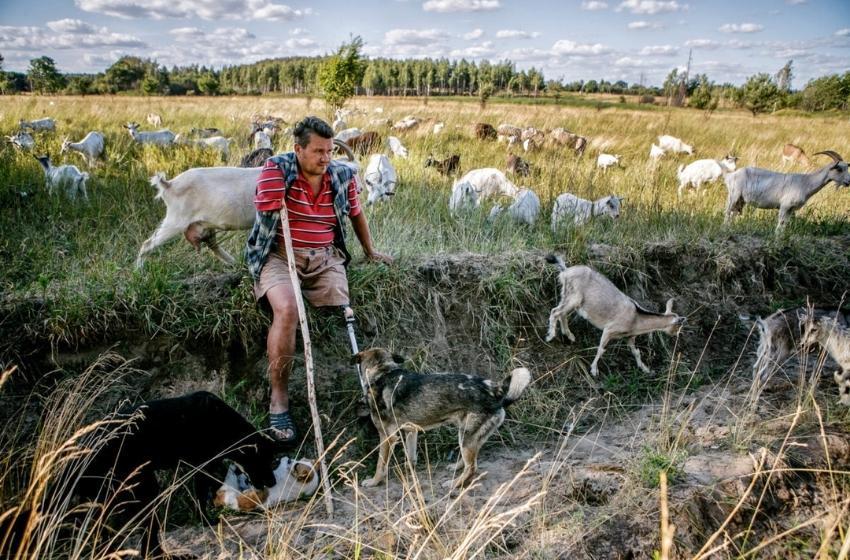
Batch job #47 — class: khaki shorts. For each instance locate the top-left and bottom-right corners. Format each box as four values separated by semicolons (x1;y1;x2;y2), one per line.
254;245;349;307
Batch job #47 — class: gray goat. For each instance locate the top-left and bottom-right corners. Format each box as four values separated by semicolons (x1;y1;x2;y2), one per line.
545;255;686;376
723;150;850;231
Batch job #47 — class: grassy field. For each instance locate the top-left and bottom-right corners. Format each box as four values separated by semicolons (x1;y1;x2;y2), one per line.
1;95;850;558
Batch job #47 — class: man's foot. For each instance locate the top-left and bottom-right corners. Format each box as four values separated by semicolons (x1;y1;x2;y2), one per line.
269;410;298;443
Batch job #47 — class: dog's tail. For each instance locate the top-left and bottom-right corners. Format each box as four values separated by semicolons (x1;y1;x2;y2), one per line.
500;367;531;407
545;253;567;272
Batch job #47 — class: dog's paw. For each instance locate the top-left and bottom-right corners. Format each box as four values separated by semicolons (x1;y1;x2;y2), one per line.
361;478;382;488
544;333;555;343
566;333;576;343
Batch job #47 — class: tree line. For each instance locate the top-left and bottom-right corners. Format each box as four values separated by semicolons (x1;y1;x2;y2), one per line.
1;48;848;114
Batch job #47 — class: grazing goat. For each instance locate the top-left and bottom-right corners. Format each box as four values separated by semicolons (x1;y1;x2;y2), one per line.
657;134;694;155
177;134;232;158
425;154;460;176
335;127;363;143
146;112;163;127
392;116;419;131
136;140;355;267
782;143;811;167
551;193;622;229
332;118;346;132
596;153;621;170
497;124;521;144
240;147;273;168
190;127;223;138
749;307;849;383
449;168;519;212
506;153;531;177
474;123;497;140
252;129;273;150
7;131;35;150
363;154;398;205
34;155;89;200
488;188;540;226
346;131;381;155
19;118;55;132
649;143;665;161
387;136;409;158
550;127;588;156
724;150;850;231
801;310;850;405
545;254;686;376
677;155;737;197
124;122;176;146
433;122;445;134
61;131;105;166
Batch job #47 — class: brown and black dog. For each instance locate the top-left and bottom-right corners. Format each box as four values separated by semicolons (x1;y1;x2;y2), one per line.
353;348;531;489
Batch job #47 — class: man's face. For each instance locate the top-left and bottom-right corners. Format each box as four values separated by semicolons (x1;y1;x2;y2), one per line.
295;133;333;177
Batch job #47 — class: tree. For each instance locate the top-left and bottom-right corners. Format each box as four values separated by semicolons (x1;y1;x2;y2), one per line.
0;53;9;94
775;60;793;92
799;72;850;111
28;56;65;94
318;36;365;112
65;75;93;95
737;73;783;116
478;82;493;109
197;72;220;95
688;74;714;109
105;56;148;92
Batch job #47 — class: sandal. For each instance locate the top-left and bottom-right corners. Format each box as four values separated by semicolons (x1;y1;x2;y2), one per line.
269;411;298;443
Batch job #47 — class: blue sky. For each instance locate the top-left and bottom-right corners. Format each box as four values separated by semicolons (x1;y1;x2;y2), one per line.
1;0;848;86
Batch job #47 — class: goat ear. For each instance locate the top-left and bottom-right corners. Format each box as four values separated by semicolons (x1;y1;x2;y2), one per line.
665;298;675;314
392;353;406;365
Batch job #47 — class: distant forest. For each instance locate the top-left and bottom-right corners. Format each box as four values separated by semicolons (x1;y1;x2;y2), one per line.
2;52;848;113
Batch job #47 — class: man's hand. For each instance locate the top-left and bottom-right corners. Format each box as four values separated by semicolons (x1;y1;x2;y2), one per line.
365;250;393;264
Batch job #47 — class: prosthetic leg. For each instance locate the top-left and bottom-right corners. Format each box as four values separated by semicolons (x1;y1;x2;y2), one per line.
342;305;370;398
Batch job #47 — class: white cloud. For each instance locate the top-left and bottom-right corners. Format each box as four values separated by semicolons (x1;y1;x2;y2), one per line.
0;23;146;50
639;44;677;55
616;0;683;15
684;38;721;49
836;28;850;37
495;29;540;39
46;19;98;34
74;0;310;21
785;0;806;4
290;27;307;36
719;23;764;33
285;37;316;49
422;0;499;12
450;41;496;58
463;28;484;40
581;1;608;10
384;28;449;46
628;20;663;29
551;39;610;56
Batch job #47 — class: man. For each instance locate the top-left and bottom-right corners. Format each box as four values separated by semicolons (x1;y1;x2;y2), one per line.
245;116;392;442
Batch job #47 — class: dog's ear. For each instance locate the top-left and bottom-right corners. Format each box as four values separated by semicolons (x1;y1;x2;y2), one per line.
392;353;406;365
350;352;362;365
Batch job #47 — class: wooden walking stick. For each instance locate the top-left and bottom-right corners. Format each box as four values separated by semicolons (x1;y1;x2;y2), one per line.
277;200;335;517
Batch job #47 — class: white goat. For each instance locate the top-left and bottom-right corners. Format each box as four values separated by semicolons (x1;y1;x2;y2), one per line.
61;131;105;166
676;155;738;197
596;153;621;170
19;118;56;132
387;136;409;158
433;122;445;134
363;154;397;205
34;155;89;200
551;193;622;229
335;127;363;143
136;140;356;267
252;130;272;150
392;116;419;131
649;143;665;161
178;134;232;158
146;113;163;127
7;132;35;150
488;188;540;226
801;310;850;405
497;124;521;144
545;254;686;376
449;168;519;212
333;118;346;132
657;134;694;155
124;122;176;146
724;150;850;230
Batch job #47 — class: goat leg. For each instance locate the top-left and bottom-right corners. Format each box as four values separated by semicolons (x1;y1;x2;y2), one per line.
628;337;651;374
590;329;613;377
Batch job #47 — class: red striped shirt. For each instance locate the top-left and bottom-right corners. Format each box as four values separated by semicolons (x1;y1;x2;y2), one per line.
254;159;361;248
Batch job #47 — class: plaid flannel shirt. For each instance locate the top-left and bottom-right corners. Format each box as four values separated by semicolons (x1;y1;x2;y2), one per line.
245;152;358;283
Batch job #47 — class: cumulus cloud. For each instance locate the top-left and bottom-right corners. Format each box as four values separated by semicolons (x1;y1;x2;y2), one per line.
581;1;608;10
719;23;764;33
628;20;663;29
422;0;499;12
616;0;683;15
0;23;146;51
384;28;449;46
74;0;310;21
835;28;850;37
463;28;484;40
290;27;307;35
684;38;721;49
450;41;496;58
639;44;677;55
551;39;610;56
495;30;540;39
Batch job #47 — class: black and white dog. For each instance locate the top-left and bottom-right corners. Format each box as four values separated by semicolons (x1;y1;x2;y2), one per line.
4;391;290;559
